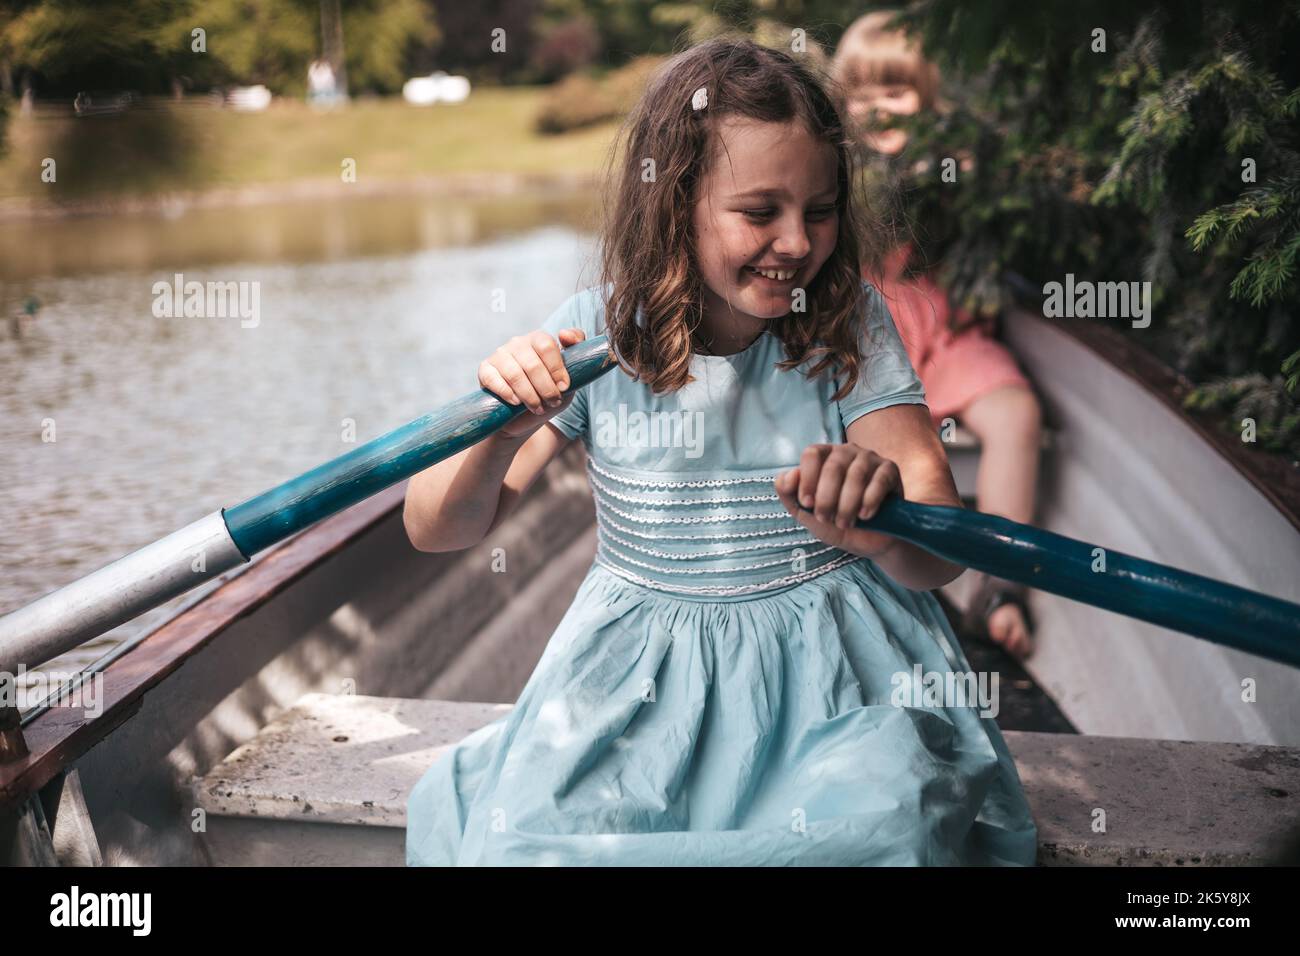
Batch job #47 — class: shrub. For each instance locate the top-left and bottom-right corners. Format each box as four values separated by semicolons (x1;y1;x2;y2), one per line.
882;1;1300;457
534;55;664;135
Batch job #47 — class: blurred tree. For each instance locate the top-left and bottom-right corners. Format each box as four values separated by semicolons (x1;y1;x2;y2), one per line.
319;0;346;95
648;0;849;52
422;0;539;83
170;0;316;93
533;0;851;64
529;12;601;81
179;0;437;95
538;0;672;60
880;1;1300;454
337;0;438;93
0;0;439;99
0;0;196;95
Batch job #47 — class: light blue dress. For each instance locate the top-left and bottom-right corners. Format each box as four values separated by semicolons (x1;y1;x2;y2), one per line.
406;280;1039;866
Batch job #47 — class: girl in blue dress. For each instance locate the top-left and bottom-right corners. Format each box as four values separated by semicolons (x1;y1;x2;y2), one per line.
402;36;1038;866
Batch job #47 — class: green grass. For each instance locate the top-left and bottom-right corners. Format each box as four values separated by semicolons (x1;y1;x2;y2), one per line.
0;88;621;201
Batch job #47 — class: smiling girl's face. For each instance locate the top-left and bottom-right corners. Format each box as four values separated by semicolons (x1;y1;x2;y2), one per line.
691;116;840;349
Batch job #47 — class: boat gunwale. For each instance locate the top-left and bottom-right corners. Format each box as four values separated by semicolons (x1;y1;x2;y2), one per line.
1013;306;1300;534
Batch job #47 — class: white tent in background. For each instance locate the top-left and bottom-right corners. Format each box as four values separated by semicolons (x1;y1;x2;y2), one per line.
226;85;272;111
402;71;471;106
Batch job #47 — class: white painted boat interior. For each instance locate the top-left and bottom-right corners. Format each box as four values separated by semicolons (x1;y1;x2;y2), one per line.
1000;310;1300;746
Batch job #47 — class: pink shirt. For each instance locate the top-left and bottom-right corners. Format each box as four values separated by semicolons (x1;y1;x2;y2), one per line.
865;247;1029;422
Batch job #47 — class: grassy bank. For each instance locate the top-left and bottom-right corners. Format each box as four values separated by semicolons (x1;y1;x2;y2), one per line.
0;88;620;202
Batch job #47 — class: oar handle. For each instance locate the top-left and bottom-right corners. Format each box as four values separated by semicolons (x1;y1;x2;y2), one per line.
842;497;1300;667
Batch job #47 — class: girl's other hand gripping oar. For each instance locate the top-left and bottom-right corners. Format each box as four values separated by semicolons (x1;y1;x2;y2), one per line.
774;442;903;560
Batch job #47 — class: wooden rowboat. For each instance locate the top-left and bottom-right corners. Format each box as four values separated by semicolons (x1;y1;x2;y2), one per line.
3;310;1299;867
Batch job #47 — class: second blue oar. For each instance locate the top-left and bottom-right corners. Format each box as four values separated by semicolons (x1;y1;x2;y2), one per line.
857;498;1300;668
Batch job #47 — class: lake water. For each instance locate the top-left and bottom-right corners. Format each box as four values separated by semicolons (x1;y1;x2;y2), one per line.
0;189;600;687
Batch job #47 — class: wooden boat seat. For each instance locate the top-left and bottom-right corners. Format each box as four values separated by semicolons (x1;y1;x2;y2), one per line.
191;692;1300;866
191;693;508;866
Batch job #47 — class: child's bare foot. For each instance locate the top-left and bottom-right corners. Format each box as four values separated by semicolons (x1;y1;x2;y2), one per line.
986;601;1034;660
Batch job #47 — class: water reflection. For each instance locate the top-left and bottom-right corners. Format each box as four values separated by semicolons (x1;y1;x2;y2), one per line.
0;189;601;676
0;188;599;280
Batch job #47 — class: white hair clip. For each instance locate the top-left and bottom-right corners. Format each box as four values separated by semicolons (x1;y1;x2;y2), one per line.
691;86;708;111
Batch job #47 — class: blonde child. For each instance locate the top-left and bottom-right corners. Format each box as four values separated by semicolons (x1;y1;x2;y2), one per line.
403;37;1037;866
833;12;1044;659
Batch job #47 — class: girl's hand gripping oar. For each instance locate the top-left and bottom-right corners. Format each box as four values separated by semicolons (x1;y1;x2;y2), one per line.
0;336;618;674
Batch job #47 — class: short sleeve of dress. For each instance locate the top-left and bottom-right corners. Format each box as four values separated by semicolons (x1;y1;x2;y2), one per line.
837;279;929;430
539;287;604;441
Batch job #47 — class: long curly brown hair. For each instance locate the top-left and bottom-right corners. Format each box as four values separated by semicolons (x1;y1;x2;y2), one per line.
597;35;890;401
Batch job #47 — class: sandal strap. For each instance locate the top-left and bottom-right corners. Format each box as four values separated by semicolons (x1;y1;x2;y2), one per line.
962;571;1032;634
982;585;1027;616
